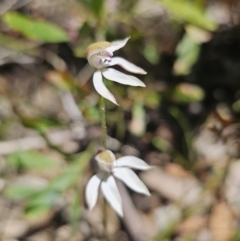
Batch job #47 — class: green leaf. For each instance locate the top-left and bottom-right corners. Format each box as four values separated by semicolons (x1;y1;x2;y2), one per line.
171;83;205;103
145;91;161;108
69;191;82;228
152;137;174;153
143;41;159;65
27;191;60;207
3;12;69;43
48;142;95;192
25;204;51;217
22;117;62;132
49;167;80;192
174;34;200;75
4;185;43;200
25;190;60;216
83;104;100;124
7;150;57;169
159;0;217;31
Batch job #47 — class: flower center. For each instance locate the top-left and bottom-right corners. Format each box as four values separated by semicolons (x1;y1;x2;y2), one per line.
95;150;116;172
86;41;113;69
97;150;114;164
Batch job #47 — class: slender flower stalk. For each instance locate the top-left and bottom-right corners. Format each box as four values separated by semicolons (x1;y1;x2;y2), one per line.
99;95;108;238
99;95;107;149
86;37;147;105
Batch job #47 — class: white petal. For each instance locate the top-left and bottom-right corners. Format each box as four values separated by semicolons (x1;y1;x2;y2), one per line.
105;37;130;53
102;68;145;87
113;167;150;196
101;175;123;217
109;57;147;75
93;70;118;105
114;156;152;170
85;174;102;211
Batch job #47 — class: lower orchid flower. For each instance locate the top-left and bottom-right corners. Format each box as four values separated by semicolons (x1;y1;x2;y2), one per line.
86;37;147;105
85;150;152;217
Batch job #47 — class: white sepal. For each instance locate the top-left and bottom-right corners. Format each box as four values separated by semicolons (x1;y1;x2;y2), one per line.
93;70;119;105
106;37;130;53
102;68;146;87
113;167;150;196
109;57;147;75
101;176;123;217
85;174;102;211
114;156;152;170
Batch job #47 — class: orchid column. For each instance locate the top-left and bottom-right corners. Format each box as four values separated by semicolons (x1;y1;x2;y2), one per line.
85;37;152;219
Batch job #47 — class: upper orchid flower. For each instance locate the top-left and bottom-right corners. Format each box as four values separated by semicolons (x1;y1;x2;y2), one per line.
86;37;147;105
85;150;152;217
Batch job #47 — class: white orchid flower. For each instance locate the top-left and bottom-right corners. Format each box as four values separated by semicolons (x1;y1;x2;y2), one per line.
85;150;152;217
86;37;147;105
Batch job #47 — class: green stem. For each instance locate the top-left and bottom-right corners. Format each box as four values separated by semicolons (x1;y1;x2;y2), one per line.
99;95;109;239
99;95;107;149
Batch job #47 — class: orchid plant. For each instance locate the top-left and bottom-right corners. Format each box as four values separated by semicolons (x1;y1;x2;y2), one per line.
84;37;151;231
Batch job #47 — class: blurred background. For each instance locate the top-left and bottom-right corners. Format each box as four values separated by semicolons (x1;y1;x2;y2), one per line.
1;0;240;240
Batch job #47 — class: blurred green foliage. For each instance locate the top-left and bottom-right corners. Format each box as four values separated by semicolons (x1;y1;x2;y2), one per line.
159;0;217;31
7;150;57;170
174;34;200;75
3;12;69;43
5;143;95;217
171;83;204;103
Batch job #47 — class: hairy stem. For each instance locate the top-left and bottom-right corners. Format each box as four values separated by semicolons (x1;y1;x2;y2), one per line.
99;95;107;149
99;95;109;239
